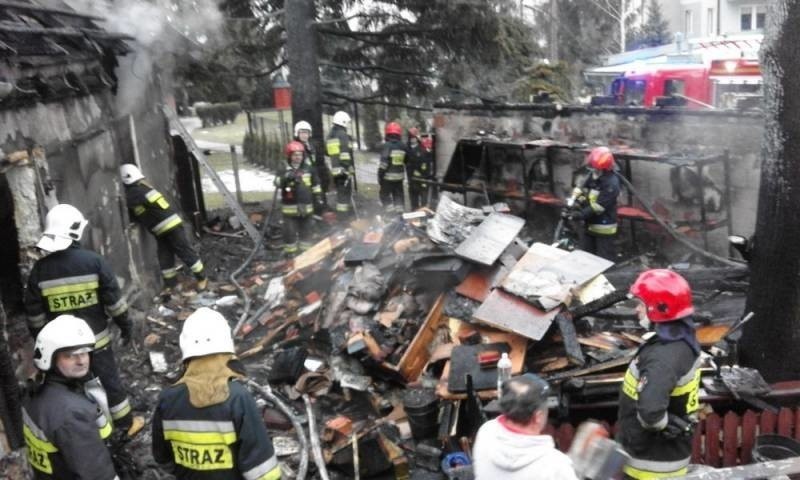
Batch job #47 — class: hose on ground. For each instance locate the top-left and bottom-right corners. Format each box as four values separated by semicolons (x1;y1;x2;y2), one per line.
246;379;309;480
232;188;279;335
303;394;331;480
614;172;743;268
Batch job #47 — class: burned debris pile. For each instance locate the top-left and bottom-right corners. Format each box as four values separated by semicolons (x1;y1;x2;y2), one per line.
128;195;750;479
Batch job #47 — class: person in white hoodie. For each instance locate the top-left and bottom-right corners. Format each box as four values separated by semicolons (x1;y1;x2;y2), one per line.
473;374;578;480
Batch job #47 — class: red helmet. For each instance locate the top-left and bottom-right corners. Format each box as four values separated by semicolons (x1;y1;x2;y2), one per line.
421;137;433;151
385;122;402;137
629;269;694;323
285;141;305;158
587;147;614;171
408;127;420;138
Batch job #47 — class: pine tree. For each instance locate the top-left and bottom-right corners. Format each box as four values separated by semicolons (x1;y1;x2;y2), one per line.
638;0;671;48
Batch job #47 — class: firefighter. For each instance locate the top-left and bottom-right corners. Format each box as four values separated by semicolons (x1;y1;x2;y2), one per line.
617;269;702;479
378;122;408;213
276;141;323;254
294;120;330;202
326;111;356;218
407;130;434;210
119;164;207;291
575;147;620;261
152;307;281;480
23;315;119;479
25;204;141;433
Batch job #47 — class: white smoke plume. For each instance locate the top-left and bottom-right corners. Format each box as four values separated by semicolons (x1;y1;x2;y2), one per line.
64;0;224;114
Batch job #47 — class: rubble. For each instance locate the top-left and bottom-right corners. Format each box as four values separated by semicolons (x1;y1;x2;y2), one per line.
117;193;754;479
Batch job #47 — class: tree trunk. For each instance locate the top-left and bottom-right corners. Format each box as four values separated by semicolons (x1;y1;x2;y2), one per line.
285;0;324;142
740;0;800;383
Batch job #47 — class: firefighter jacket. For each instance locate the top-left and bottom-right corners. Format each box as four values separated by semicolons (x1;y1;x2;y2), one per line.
124;179;183;236
325;125;354;177
617;320;702;479
23;375;117;480
298;139;322;170
152;356;280;480
580;171;620;236
379;138;408;182
275;164;322;217
25;245;128;350
406;143;432;180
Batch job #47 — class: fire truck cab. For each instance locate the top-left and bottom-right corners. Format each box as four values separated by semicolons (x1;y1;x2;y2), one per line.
611;64;710;108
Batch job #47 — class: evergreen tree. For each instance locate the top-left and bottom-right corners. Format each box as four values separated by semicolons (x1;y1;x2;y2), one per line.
637;0;671;48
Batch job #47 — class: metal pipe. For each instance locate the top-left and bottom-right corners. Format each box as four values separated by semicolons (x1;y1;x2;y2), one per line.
246;380;308;480
302;394;330;480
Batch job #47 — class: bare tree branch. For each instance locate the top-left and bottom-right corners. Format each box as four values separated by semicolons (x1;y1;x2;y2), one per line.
323;89;432;111
316;25;440;38
320;60;436;79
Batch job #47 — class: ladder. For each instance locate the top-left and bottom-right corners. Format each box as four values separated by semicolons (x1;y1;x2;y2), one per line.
162;106;260;242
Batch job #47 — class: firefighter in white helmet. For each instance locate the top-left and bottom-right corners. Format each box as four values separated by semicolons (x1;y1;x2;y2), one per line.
119;164;208;291
325;111;356;218
294;120;330;204
152;308;281;479
22;314;120;479
24;204;142;434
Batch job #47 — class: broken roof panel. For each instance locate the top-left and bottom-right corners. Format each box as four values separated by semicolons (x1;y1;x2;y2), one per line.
472;288;559;341
455;212;525;266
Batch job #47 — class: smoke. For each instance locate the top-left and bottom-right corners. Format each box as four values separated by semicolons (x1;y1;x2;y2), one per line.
64;0;225;115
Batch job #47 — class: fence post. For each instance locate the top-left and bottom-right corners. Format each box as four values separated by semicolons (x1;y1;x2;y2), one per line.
230;145;243;205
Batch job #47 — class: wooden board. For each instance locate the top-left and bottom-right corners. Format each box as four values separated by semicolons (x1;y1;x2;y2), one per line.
696;324;731;346
473;288;559;341
455;265;507;303
455;213;525;266
381;294;447;382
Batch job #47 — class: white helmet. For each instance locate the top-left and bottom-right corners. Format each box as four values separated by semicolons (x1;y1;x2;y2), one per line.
36;204;88;253
119;164;145;185
179;307;235;361
294;120;312;137
332;111;351;128
34;315;94;371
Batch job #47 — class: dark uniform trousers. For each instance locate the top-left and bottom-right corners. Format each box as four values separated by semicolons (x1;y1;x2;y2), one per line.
25;246;133;429
379;139;408;213
408;178;428;210
617;335;701;479
580;171;621;261
124;180;205;286
326;126;355;218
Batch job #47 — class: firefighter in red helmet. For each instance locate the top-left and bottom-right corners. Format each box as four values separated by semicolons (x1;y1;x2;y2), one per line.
275;141;323;254
574;147;620;260
378;122;409;213
617;269;701;479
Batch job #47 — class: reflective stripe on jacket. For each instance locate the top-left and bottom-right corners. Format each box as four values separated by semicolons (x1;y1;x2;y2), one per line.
124;180;183;236
379;139;408;182
326;126;354;177
152;380;281;480
23;378;118;479
275;165;321;217
581;171;620;236
616;329;701;479
25;245;127;343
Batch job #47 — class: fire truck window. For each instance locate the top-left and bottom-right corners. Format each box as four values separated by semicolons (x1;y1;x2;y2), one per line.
664;79;685;96
623;79;646;105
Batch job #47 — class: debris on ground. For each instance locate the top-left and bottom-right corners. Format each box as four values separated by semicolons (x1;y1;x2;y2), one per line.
119;195;751;479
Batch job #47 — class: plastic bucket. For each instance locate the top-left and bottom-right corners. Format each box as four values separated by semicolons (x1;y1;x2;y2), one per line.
752;434;800;462
404;388;439;440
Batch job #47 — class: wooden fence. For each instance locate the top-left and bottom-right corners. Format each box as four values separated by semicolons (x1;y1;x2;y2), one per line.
546;407;800;467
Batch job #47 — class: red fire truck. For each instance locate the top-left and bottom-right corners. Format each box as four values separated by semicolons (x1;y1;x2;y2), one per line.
602;58;761;109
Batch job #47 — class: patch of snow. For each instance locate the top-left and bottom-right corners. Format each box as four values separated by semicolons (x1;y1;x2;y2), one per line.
202;169;276;193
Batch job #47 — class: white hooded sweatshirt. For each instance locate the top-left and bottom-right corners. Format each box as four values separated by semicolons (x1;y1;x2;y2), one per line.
473;417;579;480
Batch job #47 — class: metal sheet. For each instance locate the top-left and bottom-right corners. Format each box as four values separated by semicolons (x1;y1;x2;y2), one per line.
472;289;558;341
539;250;614;286
455;213;525;266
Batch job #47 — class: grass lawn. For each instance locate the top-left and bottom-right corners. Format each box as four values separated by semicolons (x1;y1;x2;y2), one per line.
190;110;293;146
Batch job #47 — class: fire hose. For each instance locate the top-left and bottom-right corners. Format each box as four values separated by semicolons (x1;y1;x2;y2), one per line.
246;379;309;480
232;188;279;335
303;394;331;480
614;172;743;268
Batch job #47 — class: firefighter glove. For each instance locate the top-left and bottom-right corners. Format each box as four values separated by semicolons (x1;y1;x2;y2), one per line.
662;414;694;439
114;312;133;346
